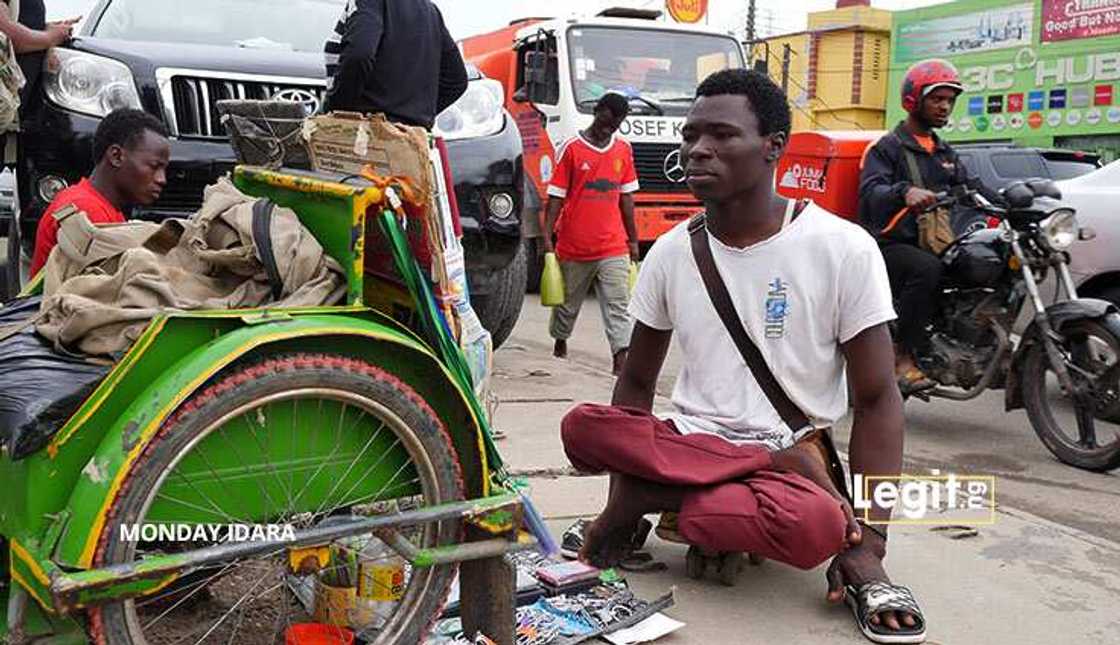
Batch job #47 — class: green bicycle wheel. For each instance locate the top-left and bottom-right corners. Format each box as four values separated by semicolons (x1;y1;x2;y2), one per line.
90;353;465;645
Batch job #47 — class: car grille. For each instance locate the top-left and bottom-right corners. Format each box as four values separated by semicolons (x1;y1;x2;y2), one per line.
631;142;691;194
168;75;325;139
142;164;235;216
149;181;207;213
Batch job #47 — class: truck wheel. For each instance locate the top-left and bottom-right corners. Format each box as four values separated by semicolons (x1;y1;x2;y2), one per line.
525;238;543;294
90;353;464;645
471;241;527;349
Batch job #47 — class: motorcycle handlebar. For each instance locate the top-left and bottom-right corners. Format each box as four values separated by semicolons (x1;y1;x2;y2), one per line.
918;188;1006;218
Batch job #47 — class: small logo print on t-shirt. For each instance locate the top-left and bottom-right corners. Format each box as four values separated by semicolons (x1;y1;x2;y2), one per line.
580;161;592;171
764;278;789;339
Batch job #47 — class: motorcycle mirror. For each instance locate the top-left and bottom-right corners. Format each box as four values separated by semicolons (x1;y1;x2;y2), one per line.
1000;181;1036;209
1026;178;1062;200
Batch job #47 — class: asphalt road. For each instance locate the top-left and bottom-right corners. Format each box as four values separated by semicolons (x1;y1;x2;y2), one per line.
509;292;1120;546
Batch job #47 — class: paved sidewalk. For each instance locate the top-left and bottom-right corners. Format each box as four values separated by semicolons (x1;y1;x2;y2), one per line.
491;333;1120;645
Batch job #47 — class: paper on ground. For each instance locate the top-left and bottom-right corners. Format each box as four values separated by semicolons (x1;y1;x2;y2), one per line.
604;613;686;644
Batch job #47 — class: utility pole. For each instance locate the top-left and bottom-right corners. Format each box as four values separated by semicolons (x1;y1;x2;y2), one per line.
746;0;757;59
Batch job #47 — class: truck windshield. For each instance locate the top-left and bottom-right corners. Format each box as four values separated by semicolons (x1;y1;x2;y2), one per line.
567;27;743;113
91;0;343;53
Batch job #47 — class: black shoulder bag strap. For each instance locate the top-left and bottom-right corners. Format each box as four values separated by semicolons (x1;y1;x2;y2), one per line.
251;198;284;301
686;213;811;434
901;147;925;190
687;212;853;502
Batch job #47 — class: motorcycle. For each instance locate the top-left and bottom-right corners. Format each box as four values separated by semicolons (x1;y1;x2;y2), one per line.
903;178;1120;472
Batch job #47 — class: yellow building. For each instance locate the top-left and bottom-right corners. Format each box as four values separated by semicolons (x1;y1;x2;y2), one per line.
751;0;892;131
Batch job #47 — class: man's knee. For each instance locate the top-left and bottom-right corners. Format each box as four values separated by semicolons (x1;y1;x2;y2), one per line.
911;252;944;290
781;488;847;570
560;403;618;470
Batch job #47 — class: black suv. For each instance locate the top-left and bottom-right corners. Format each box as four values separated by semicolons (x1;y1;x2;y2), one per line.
955;144;1102;196
11;0;527;345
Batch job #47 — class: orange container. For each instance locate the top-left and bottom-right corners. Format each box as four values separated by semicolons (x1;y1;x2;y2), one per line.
285;623;355;645
775;130;886;222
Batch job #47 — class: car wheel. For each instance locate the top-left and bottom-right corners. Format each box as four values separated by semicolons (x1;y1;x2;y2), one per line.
1098;286;1120;309
471;240;528;349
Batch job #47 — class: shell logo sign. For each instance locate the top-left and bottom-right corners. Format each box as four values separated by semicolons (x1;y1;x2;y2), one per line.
666;0;708;23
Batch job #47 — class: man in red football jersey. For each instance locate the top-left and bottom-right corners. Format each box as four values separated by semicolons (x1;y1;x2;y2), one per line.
543;92;640;375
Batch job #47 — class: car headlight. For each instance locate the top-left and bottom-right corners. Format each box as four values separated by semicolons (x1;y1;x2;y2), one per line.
44;49;142;118
433;79;504;141
1042;208;1078;251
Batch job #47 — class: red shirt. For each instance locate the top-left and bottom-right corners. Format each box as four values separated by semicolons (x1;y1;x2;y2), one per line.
30;179;127;276
547;133;639;261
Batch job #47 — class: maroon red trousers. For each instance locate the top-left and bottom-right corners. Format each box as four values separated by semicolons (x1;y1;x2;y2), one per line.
561;403;846;570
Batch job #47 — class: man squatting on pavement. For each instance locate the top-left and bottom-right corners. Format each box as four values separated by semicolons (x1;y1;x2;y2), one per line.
560;69;926;643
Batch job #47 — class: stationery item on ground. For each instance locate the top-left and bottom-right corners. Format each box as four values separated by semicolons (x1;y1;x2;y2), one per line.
603;613;685;645
540;252;565;307
554;589;676;645
535;560;601;588
441;559;546;618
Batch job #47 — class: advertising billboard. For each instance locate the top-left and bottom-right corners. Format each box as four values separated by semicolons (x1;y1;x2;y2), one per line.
895;3;1034;61
1041;0;1120;42
888;0;1120;150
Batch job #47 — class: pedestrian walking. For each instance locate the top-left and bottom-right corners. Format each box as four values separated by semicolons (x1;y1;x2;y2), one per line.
542;92;640;375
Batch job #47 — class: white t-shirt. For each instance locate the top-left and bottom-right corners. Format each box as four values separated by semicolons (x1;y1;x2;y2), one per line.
629;202;896;451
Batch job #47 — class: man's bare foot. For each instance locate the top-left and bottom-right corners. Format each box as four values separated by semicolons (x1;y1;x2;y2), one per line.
554;339;568;358
578;516;639;568
579;474;680;567
612;349;628;375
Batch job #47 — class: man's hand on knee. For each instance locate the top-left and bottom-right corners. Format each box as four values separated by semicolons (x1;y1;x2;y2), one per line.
770;446;861;548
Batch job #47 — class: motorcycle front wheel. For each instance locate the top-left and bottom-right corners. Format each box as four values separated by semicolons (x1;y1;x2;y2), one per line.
1023;316;1120;472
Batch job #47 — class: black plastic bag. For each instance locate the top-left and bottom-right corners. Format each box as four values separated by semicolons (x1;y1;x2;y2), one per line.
0;297;110;459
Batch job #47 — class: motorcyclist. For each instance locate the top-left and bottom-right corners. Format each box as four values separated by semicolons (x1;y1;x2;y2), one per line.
858;58;985;394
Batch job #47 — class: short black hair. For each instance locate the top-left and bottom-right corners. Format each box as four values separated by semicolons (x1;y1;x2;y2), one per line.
596;92;631;119
695;69;791;138
93;108;169;162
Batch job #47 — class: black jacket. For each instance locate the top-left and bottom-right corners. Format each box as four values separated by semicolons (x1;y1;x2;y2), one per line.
859;123;983;245
323;0;468;129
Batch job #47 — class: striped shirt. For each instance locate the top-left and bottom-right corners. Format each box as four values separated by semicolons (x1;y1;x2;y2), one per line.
321;0;468;128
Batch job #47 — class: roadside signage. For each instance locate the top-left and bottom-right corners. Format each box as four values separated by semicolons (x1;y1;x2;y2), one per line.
666;0;708;24
889;0;1120;144
1041;0;1120;43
